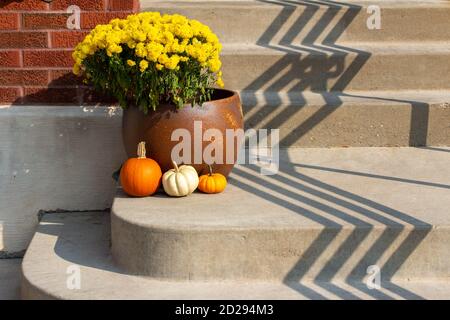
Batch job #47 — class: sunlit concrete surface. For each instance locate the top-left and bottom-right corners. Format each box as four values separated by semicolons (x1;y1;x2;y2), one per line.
22;147;450;299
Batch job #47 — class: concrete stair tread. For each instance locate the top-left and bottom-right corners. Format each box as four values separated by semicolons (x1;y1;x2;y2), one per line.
237;90;449;147
22;211;450;300
113;147;450;230
109;147;450;281
220;43;450;91
0;259;21;300
222;42;450;55
144;0;450;9
239;90;450;107
143;0;450;44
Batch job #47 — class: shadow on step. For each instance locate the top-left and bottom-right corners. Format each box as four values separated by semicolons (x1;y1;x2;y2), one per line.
293;163;450;190
231;156;432;300
35;212;127;276
235;0;435;298
419;147;450;154
247;0;431;147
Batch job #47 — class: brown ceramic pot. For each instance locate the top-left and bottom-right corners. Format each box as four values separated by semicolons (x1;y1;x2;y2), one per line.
122;89;243;177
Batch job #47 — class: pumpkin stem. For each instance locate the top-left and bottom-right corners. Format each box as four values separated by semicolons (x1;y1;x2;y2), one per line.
208;164;213;176
137;141;146;159
172;160;179;172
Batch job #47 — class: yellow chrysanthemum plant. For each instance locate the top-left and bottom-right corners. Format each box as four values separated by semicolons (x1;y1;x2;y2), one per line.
72;12;224;113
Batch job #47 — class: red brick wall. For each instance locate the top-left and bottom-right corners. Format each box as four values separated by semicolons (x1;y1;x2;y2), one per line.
0;0;140;104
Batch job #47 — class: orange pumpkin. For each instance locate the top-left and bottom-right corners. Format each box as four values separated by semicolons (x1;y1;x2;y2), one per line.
198;165;227;194
120;141;162;197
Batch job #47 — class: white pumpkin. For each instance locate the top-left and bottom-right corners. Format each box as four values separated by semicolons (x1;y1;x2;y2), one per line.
162;161;199;197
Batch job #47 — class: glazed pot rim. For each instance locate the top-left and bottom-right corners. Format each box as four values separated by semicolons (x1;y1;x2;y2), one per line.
206;88;239;104
174;88;239;108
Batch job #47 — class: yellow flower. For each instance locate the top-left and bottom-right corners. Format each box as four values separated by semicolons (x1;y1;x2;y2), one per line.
80;44;91;55
157;53;169;66
133;31;147;42
73;64;81;76
216;77;224;88
161;31;174;45
139;60;149;72
127;40;137;49
146;42;164;62
106;43;122;56
165;55;180;70
135;43;147;58
72;12;223;78
207;58;221;73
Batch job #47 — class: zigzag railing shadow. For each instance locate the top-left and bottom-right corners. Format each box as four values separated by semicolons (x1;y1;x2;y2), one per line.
232;0;433;299
230;150;433;299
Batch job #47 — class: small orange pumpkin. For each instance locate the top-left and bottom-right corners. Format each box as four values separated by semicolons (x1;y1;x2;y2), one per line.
120;141;162;197
198;165;227;194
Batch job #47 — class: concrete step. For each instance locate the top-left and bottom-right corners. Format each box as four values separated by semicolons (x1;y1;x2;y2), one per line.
220;43;450;91
239;90;450;147
111;147;450;282
20;212;450;300
0;259;22;300
22;147;450;299
141;0;450;44
20;211;450;300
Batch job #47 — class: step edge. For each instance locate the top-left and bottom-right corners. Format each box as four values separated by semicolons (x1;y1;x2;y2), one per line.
220;42;450;54
111;202;446;232
141;0;450;10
